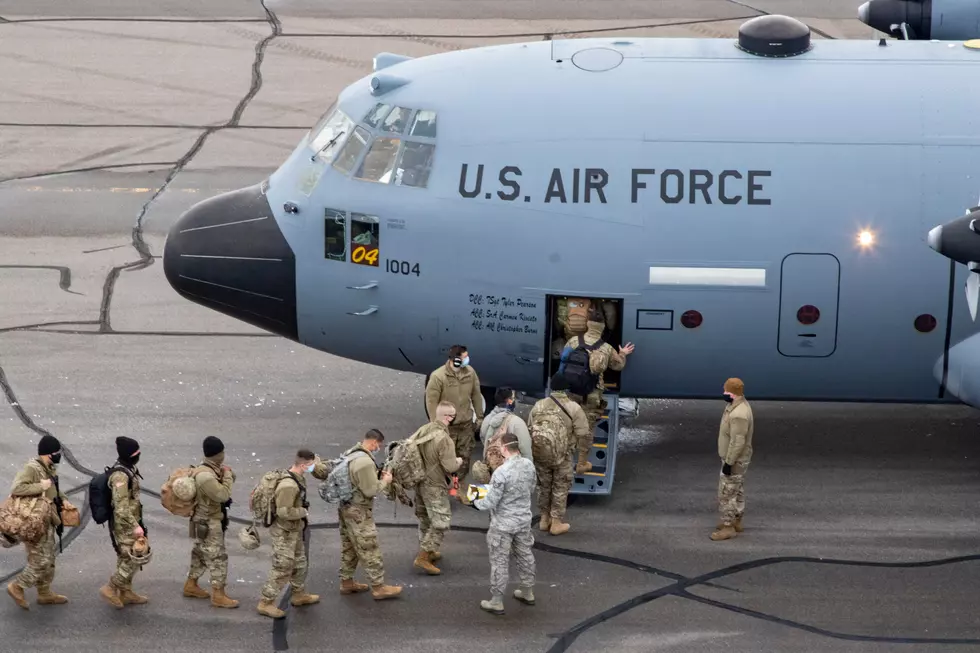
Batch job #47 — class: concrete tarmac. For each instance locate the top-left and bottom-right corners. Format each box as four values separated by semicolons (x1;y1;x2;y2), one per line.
1;1;979;652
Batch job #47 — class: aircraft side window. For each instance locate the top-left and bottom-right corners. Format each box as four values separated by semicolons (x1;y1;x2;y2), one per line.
362;102;393;128
395;142;435;188
354;136;400;183
310;111;353;163
309;101;337;138
324;208;347;262
333;126;370;175
380;107;411;134
408;110;437;138
350;213;380;267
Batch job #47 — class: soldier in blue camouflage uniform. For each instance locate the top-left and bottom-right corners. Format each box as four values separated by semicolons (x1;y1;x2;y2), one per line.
461;432;537;615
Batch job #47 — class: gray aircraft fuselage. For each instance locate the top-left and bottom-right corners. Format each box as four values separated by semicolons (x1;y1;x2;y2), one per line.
162;30;980;409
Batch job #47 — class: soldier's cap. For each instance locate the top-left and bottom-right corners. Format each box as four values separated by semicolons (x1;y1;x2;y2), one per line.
38;434;61;456
550;372;570;392
116;436;140;460
724;378;745;396
203;436;224;458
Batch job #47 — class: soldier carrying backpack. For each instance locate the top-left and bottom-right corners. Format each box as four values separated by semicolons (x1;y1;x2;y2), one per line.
528;374;590;536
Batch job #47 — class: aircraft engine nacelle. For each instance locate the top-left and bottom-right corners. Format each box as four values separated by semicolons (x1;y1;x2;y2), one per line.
859;0;980;40
927;208;980;320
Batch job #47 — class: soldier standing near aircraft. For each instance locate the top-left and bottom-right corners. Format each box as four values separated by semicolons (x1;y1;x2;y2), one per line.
100;436;149;608
6;434;71;609
472;387;532;483
257;449;322;618
460;432;537;615
337;429;402;600
528;374;589;535
425;345;484;483
412;401;462;575
711;378;755;542
560;307;634;473
183;436;239;608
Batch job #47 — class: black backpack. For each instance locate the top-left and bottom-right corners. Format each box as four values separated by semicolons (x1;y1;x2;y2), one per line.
560;335;603;397
88;465;133;525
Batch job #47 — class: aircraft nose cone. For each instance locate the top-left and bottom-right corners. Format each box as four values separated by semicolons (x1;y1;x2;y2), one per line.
858;1;869;24
163;183;298;340
927;225;942;253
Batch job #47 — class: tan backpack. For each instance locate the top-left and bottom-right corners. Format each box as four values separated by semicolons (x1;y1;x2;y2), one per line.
0;495;53;543
565;298;592;335
160;465;206;517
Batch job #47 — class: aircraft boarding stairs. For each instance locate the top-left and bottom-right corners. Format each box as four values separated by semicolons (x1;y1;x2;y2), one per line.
570;390;623;496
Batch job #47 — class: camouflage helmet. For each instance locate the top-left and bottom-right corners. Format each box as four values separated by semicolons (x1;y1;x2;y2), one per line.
470;461;491;485
172;475;197;502
238;524;260;551
129;535;153;566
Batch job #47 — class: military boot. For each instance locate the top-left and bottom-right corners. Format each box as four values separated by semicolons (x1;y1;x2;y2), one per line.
550;519;570;536
480;595;505;615
183;578;210;599
575;453;592;475
339;579;370;595
290;591;320;607
430;551;442;561
371;584;403;600
734;516;744;533
211;586;239;608
539;514;552;531
99;583;123;609
7;582;28;610
413;550;441;575
36;586;68;605
710;525;737;541
257;599;285;619
514;586;535;605
120;588;148;605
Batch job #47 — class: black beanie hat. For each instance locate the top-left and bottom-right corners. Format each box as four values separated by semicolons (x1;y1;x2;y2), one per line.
203;436;224;458
116;436;140;460
38;434;61;456
550;372;570;392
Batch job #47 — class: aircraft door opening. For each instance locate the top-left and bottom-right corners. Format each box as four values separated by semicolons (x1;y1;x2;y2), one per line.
777;254;840;358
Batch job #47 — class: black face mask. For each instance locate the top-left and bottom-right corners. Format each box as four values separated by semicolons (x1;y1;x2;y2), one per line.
723;395;734;403
49;453;62;465
129;454;140;466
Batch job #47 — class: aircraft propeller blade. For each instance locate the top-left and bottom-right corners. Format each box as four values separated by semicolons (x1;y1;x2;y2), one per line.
967;270;979;321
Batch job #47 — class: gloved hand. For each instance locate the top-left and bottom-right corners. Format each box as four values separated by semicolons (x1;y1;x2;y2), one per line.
722;463;732;476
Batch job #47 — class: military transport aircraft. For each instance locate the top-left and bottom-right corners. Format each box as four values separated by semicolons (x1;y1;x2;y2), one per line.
162;11;980;492
859;0;980;40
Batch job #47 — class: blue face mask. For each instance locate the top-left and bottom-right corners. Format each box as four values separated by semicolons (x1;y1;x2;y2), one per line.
461;356;470;367
306;463;315;473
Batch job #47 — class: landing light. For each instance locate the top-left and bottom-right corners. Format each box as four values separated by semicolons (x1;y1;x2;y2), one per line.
858;229;875;247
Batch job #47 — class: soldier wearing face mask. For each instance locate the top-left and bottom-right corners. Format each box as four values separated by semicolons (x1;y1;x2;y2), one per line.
100;436;149;608
424;344;485;484
6;434;71;609
711;378;754;542
257;449;321;619
336;429;402;600
472;388;532;483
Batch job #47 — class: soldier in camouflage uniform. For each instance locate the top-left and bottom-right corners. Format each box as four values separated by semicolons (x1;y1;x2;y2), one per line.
712;378;755;542
562;308;634;474
412;401;462;575
424;345;484;484
337;429;402;600
6;434;71;609
472;388;532;484
551;297;618;360
99;436;150;609
257;449;322;619
461;433;537;615
528;374;589;536
183;436;239;608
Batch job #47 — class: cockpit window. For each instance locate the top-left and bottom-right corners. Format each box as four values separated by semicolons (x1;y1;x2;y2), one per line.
381;107;411;134
362;103;393;128
310;110;353;163
332;125;370;175
395;142;434;188
408;110;437;138
354;137;400;183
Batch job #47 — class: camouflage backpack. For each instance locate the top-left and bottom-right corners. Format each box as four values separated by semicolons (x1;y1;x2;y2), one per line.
160;465;205;517
249;470;291;527
318;451;370;504
387;426;440;489
529;398;572;467
0;495;53;544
